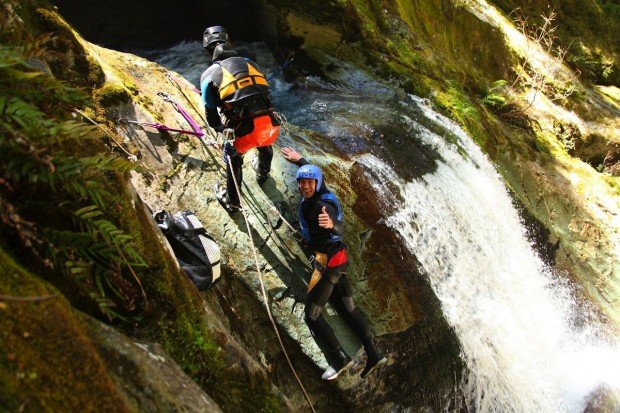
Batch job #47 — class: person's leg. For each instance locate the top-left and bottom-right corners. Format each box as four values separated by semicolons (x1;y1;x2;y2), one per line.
305;275;339;350
333;273;386;378
223;141;244;207
333;275;375;351
305;273;352;379
254;145;273;184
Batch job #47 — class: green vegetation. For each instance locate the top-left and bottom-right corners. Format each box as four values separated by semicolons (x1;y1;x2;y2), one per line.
490;0;619;86
1;3;283;411
483;79;509;108
94;82;131;107
435;80;488;147
0;22;145;320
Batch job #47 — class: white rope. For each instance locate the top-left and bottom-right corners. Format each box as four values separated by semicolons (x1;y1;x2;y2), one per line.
250;183;298;234
73;109;138;161
225;154;317;413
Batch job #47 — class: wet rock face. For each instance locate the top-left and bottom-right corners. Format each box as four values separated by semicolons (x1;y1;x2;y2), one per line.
583;385;620;413
349;162;426;329
572;133;611;172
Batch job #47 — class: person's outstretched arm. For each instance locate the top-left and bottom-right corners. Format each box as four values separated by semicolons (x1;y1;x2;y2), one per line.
281;146;309;166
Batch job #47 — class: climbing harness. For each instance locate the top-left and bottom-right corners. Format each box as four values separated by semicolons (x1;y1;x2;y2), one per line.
307;252;327;292
225;152;316;413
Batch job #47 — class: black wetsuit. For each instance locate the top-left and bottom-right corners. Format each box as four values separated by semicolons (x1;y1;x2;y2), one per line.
296;158;379;363
200;44;276;205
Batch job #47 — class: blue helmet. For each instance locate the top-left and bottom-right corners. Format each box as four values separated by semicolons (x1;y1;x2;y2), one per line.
296;164;323;191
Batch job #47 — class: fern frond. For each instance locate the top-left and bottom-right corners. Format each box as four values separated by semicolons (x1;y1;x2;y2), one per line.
1;27;147;320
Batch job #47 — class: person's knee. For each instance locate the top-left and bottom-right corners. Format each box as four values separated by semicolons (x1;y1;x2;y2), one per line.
258;145;273;154
224;142;242;160
305;303;323;324
343;296;356;313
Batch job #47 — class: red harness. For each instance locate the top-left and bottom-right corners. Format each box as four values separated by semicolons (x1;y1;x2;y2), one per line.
327;249;348;268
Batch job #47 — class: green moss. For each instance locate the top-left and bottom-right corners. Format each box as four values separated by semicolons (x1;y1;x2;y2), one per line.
434;80;489;147
32;8;95;88
86;54;106;87
603;176;620;196
35;7;74;39
94;82;131;107
0;247;129;412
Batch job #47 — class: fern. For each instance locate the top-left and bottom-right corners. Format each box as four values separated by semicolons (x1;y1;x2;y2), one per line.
0;23;147;319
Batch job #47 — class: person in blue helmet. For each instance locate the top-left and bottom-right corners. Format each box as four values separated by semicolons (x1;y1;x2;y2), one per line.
200;26;280;213
282;146;387;380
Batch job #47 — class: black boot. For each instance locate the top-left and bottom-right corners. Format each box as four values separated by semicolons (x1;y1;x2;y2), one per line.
253;146;273;186
321;347;353;380
360;342;387;379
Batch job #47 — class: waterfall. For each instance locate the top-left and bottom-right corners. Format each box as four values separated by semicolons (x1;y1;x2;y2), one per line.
144;41;619;412
359;96;620;412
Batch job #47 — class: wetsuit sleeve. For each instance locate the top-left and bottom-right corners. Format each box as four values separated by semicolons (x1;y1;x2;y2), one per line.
200;75;224;132
322;201;343;237
297;157;310;166
206;107;224;132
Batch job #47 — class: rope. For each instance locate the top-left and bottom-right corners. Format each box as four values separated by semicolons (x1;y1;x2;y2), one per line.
165;73;208;124
249;183;298;235
226;153;316;413
73;109;138;161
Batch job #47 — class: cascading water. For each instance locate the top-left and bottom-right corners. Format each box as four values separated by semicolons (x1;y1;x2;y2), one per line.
359;96;620;412
143;41;620;412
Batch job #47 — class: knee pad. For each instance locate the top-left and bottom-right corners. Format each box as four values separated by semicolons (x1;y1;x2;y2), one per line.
305;303;324;322
342;297;356;313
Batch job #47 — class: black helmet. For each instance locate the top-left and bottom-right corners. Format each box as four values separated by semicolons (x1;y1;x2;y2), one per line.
203;26;229;50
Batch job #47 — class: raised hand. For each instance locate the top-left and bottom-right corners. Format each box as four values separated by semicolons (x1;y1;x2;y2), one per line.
281;146;302;163
318;206;333;229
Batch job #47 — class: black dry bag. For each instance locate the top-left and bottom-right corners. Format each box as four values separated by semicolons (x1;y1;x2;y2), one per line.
154;210;221;290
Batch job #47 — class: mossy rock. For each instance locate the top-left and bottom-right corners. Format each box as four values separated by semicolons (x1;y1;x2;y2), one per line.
0;247;130;412
94;82;132;107
32;6;105;88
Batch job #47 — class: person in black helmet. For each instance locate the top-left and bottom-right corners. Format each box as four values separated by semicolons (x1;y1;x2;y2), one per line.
282;146;387;381
200;26;280;213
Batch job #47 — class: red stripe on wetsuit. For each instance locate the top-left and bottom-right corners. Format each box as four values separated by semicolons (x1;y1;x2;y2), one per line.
327;248;348;268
